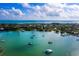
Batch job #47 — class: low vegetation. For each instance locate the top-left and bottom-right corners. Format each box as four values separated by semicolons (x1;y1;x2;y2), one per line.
0;23;79;36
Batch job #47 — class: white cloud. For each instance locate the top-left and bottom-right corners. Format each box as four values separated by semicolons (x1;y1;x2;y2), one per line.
26;3;79;19
21;3;31;8
0;7;26;20
11;7;25;16
0;3;79;20
0;9;10;16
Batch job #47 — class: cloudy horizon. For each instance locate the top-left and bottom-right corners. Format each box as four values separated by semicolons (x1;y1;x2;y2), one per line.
0;3;79;20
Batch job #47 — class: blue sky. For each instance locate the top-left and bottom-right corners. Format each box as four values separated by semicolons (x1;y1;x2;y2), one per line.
0;3;79;20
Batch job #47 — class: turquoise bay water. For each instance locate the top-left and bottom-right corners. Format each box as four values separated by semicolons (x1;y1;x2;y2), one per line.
0;31;79;56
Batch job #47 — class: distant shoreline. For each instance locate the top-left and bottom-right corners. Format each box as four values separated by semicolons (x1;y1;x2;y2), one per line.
0;23;79;37
0;20;79;24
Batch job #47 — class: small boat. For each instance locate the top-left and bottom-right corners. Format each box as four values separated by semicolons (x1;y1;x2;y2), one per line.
32;35;35;37
42;35;45;37
21;30;25;32
30;36;34;39
76;39;79;41
0;28;4;31
48;41;53;44
28;42;33;45
0;40;5;43
61;33;68;37
44;49;53;55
